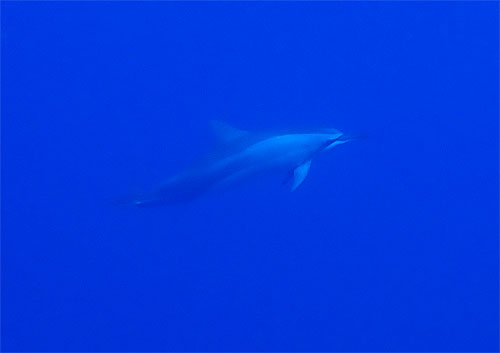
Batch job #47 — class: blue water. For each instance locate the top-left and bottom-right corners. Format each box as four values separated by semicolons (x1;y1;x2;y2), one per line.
2;2;498;352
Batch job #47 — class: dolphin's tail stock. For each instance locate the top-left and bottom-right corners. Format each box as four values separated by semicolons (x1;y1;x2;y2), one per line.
117;173;218;207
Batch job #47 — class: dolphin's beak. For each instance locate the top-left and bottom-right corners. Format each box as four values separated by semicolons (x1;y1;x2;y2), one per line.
325;133;361;149
338;134;357;143
340;133;368;142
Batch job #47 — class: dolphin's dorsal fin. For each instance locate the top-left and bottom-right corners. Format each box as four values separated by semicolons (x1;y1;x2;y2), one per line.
210;120;248;143
291;160;312;191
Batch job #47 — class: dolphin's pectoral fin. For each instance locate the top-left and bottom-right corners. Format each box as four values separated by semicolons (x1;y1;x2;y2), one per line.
290;160;312;191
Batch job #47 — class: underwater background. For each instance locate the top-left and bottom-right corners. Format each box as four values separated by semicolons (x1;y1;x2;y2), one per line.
1;1;499;352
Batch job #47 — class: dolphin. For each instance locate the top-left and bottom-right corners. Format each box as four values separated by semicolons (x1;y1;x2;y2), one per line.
131;121;353;206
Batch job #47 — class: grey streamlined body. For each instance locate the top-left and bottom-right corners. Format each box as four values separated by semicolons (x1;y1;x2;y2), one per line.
132;121;353;206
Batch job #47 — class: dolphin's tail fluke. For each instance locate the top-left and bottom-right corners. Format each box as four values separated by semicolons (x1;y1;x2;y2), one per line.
115;191;164;207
